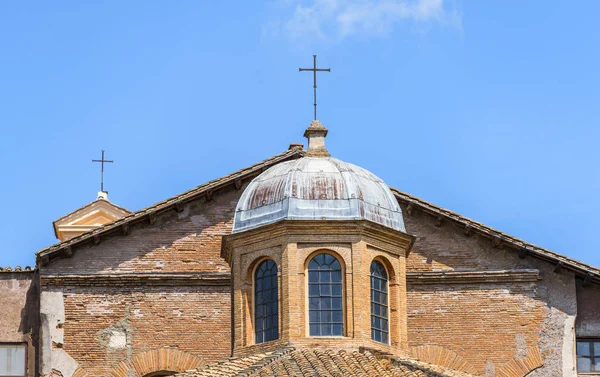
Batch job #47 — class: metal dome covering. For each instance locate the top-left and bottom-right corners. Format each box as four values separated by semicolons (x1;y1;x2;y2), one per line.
232;157;405;233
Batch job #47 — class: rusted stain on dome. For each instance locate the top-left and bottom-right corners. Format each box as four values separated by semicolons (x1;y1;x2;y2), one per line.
232;157;405;233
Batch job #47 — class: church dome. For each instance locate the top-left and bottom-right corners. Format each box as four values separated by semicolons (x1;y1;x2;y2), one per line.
232;121;405;233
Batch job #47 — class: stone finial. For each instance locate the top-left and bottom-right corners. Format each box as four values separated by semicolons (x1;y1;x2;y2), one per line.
303;120;330;157
97;191;109;201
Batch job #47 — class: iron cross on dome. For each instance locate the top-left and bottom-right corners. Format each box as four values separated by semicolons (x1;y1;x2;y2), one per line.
299;54;331;120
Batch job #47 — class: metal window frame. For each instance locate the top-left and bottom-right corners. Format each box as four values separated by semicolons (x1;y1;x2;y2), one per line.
253;259;279;344
307;252;344;337
370;260;390;345
0;342;27;377
576;338;600;373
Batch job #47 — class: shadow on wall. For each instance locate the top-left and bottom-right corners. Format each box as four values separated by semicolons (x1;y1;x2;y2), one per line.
19;272;40;377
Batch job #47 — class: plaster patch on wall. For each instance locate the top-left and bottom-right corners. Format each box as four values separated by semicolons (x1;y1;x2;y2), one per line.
109;330;126;349
50;349;79;377
562;315;576;377
41;291;65;344
484;360;495;377
515;334;527;357
529;268;577;377
97;321;129;350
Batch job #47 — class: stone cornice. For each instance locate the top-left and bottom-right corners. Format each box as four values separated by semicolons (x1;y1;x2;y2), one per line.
222;219;415;264
40;272;231;287
406;269;541;285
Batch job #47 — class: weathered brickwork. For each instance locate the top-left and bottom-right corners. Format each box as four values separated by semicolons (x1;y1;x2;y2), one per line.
42;187;244;275
407;283;545;374
6;152;598;377
402;204;577;376
223;220;413;357
0;271;38;377
56;285;230;377
39;186;247;377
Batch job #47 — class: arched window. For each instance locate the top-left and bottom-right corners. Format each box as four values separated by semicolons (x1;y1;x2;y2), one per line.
308;253;343;336
254;259;278;344
370;260;389;344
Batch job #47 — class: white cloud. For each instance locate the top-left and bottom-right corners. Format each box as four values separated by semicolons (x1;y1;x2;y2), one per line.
277;0;461;40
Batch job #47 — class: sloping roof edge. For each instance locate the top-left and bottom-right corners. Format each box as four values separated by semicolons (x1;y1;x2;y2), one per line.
52;199;132;239
53;198;132;226
37;147;306;265
35;146;600;286
176;347;477;377
391;188;600;285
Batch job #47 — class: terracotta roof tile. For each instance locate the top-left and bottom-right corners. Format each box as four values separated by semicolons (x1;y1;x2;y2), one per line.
176;348;481;377
0;265;34;273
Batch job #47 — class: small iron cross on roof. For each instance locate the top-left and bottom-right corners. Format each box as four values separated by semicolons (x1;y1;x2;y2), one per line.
299;55;330;120
92;150;114;193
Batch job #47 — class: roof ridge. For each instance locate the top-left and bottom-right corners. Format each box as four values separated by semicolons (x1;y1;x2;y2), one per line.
360;347;480;377
36;148;305;264
391;187;600;285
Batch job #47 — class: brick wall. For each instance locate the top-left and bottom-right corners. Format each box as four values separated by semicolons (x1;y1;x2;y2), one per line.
42;187;243;275
57;284;230;377
0;272;38;377
40;186;246;377
34;177;591;377
401;203;577;377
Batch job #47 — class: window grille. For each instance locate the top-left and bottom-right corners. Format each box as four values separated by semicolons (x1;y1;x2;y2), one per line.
254;259;278;344
370;260;389;344
308;253;343;336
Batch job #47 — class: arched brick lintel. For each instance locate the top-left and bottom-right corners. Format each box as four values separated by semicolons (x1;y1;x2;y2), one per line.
410;345;477;375
497;345;544;377
71;367;90;377
108;348;206;377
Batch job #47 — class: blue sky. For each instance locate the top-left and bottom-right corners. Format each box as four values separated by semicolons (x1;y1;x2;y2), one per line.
1;1;599;268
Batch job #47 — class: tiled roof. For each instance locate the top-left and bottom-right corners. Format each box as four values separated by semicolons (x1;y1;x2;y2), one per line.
177;348;479;377
0;266;34;273
34;147;600;286
36;147;306;264
391;188;600;285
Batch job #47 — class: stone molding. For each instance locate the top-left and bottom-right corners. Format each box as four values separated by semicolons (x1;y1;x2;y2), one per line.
222;219;415;264
40;273;230;287
406;269;541;285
